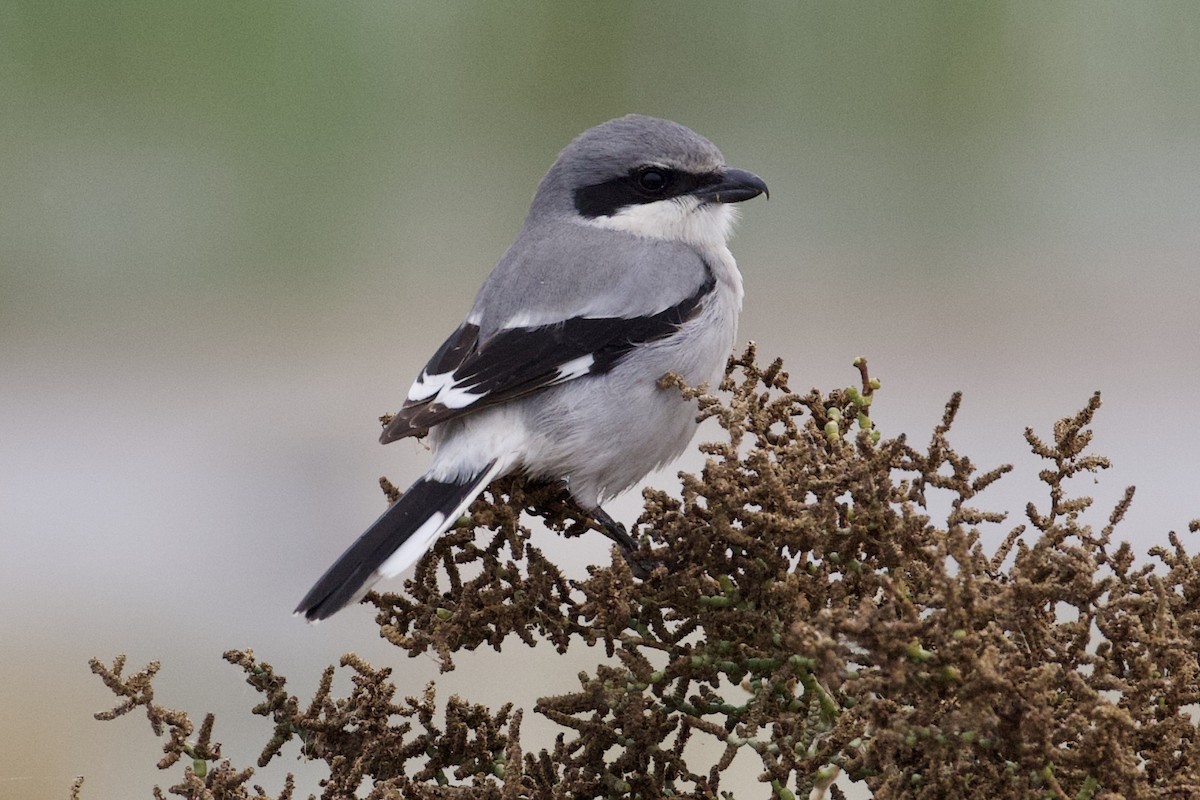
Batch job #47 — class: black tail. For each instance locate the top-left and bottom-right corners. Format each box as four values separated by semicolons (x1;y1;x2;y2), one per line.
295;462;498;621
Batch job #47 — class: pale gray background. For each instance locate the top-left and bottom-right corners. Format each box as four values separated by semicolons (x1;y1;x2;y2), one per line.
3;4;1198;798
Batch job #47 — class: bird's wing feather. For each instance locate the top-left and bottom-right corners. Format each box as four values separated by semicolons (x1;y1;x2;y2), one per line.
380;269;715;443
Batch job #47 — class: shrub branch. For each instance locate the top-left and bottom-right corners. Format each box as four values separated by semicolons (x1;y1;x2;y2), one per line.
90;345;1200;799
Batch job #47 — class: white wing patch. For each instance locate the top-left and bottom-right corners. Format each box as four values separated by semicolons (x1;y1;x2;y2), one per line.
407;369;455;402
408;346;598;414
553;354;595;383
437;382;487;409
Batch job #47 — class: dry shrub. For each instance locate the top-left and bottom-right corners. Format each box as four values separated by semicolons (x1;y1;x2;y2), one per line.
91;345;1200;799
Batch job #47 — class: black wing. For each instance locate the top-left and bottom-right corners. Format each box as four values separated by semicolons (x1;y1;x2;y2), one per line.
380;270;716;443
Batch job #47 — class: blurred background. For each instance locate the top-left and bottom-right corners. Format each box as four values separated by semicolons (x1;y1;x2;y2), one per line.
3;3;1198;797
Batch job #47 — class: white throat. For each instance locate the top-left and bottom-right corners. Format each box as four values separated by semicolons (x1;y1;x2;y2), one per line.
583;197;738;252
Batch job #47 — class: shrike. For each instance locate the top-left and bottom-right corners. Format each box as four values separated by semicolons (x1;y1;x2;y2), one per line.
296;115;767;621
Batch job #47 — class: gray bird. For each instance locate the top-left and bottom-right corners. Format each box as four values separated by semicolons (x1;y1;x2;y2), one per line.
296;114;767;621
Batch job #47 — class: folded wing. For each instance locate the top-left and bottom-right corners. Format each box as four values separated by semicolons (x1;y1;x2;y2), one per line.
381;270;716;443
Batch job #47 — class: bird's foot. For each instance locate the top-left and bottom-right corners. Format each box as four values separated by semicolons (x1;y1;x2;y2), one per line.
589;505;656;578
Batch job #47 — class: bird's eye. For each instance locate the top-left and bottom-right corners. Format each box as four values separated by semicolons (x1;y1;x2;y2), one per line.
636;168;669;194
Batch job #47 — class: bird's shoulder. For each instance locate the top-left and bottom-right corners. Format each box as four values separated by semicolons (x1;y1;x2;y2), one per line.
470;219;713;336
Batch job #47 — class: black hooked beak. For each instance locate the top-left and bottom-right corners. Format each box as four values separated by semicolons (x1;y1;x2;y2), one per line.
693;167;769;204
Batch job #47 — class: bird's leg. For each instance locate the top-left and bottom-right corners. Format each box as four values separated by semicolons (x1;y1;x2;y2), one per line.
589;503;653;578
588;504;637;552
537;479;636;550
533;479;635;548
534;479;650;577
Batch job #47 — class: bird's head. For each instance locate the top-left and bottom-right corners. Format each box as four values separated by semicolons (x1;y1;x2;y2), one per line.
532;114;768;251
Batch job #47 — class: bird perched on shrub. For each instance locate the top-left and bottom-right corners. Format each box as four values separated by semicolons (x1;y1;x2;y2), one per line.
296;115;767;621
